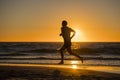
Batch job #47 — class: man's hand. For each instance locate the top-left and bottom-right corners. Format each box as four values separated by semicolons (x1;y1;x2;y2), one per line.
59;33;62;36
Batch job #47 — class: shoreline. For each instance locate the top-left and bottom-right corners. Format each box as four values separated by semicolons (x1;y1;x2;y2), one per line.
0;63;120;80
0;63;120;73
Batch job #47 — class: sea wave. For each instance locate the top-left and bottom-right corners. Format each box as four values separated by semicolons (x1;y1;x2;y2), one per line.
0;42;120;64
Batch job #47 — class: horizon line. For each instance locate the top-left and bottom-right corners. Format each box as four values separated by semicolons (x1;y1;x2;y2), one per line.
0;41;120;43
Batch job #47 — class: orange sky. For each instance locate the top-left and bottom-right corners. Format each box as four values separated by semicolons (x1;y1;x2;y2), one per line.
0;0;120;42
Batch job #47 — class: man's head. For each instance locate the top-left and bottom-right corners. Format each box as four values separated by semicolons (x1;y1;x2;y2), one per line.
62;20;67;26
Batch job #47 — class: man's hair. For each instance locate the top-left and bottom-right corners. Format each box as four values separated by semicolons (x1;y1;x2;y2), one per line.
62;20;67;26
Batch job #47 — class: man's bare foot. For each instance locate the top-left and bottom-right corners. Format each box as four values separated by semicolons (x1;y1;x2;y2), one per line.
58;61;64;64
81;57;84;63
70;53;84;63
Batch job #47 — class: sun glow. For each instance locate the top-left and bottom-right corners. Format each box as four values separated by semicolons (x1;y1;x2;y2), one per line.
72;28;86;42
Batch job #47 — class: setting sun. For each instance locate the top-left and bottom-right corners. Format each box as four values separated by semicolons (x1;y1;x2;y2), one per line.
72;28;86;42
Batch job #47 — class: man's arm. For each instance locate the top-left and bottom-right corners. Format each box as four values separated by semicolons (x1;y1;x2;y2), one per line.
59;28;62;36
70;28;76;39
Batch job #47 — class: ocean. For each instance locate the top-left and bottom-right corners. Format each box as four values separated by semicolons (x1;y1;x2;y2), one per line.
0;42;120;66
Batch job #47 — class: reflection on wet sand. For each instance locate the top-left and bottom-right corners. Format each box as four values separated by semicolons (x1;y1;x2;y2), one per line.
0;63;120;80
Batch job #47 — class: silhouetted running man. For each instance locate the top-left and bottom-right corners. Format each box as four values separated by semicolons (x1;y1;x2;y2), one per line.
59;20;83;64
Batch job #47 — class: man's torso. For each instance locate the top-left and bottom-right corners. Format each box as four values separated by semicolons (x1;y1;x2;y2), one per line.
61;26;72;46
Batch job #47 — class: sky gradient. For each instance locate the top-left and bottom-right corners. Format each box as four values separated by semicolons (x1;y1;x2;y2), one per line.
0;0;120;42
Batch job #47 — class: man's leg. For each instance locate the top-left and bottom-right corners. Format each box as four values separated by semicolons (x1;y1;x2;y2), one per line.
67;47;83;63
58;45;66;64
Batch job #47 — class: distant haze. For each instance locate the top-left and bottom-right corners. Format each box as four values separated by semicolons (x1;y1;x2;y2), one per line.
0;0;120;42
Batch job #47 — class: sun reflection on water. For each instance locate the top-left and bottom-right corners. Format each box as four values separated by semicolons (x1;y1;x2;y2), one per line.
71;60;79;69
71;60;79;64
72;65;78;69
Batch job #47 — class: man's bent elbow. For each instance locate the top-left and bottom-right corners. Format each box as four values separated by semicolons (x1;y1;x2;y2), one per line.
74;31;76;35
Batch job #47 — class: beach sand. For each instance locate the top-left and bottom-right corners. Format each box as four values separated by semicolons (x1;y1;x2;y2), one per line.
0;64;120;80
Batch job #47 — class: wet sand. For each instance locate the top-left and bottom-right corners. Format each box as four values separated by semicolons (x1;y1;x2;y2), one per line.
0;64;120;80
